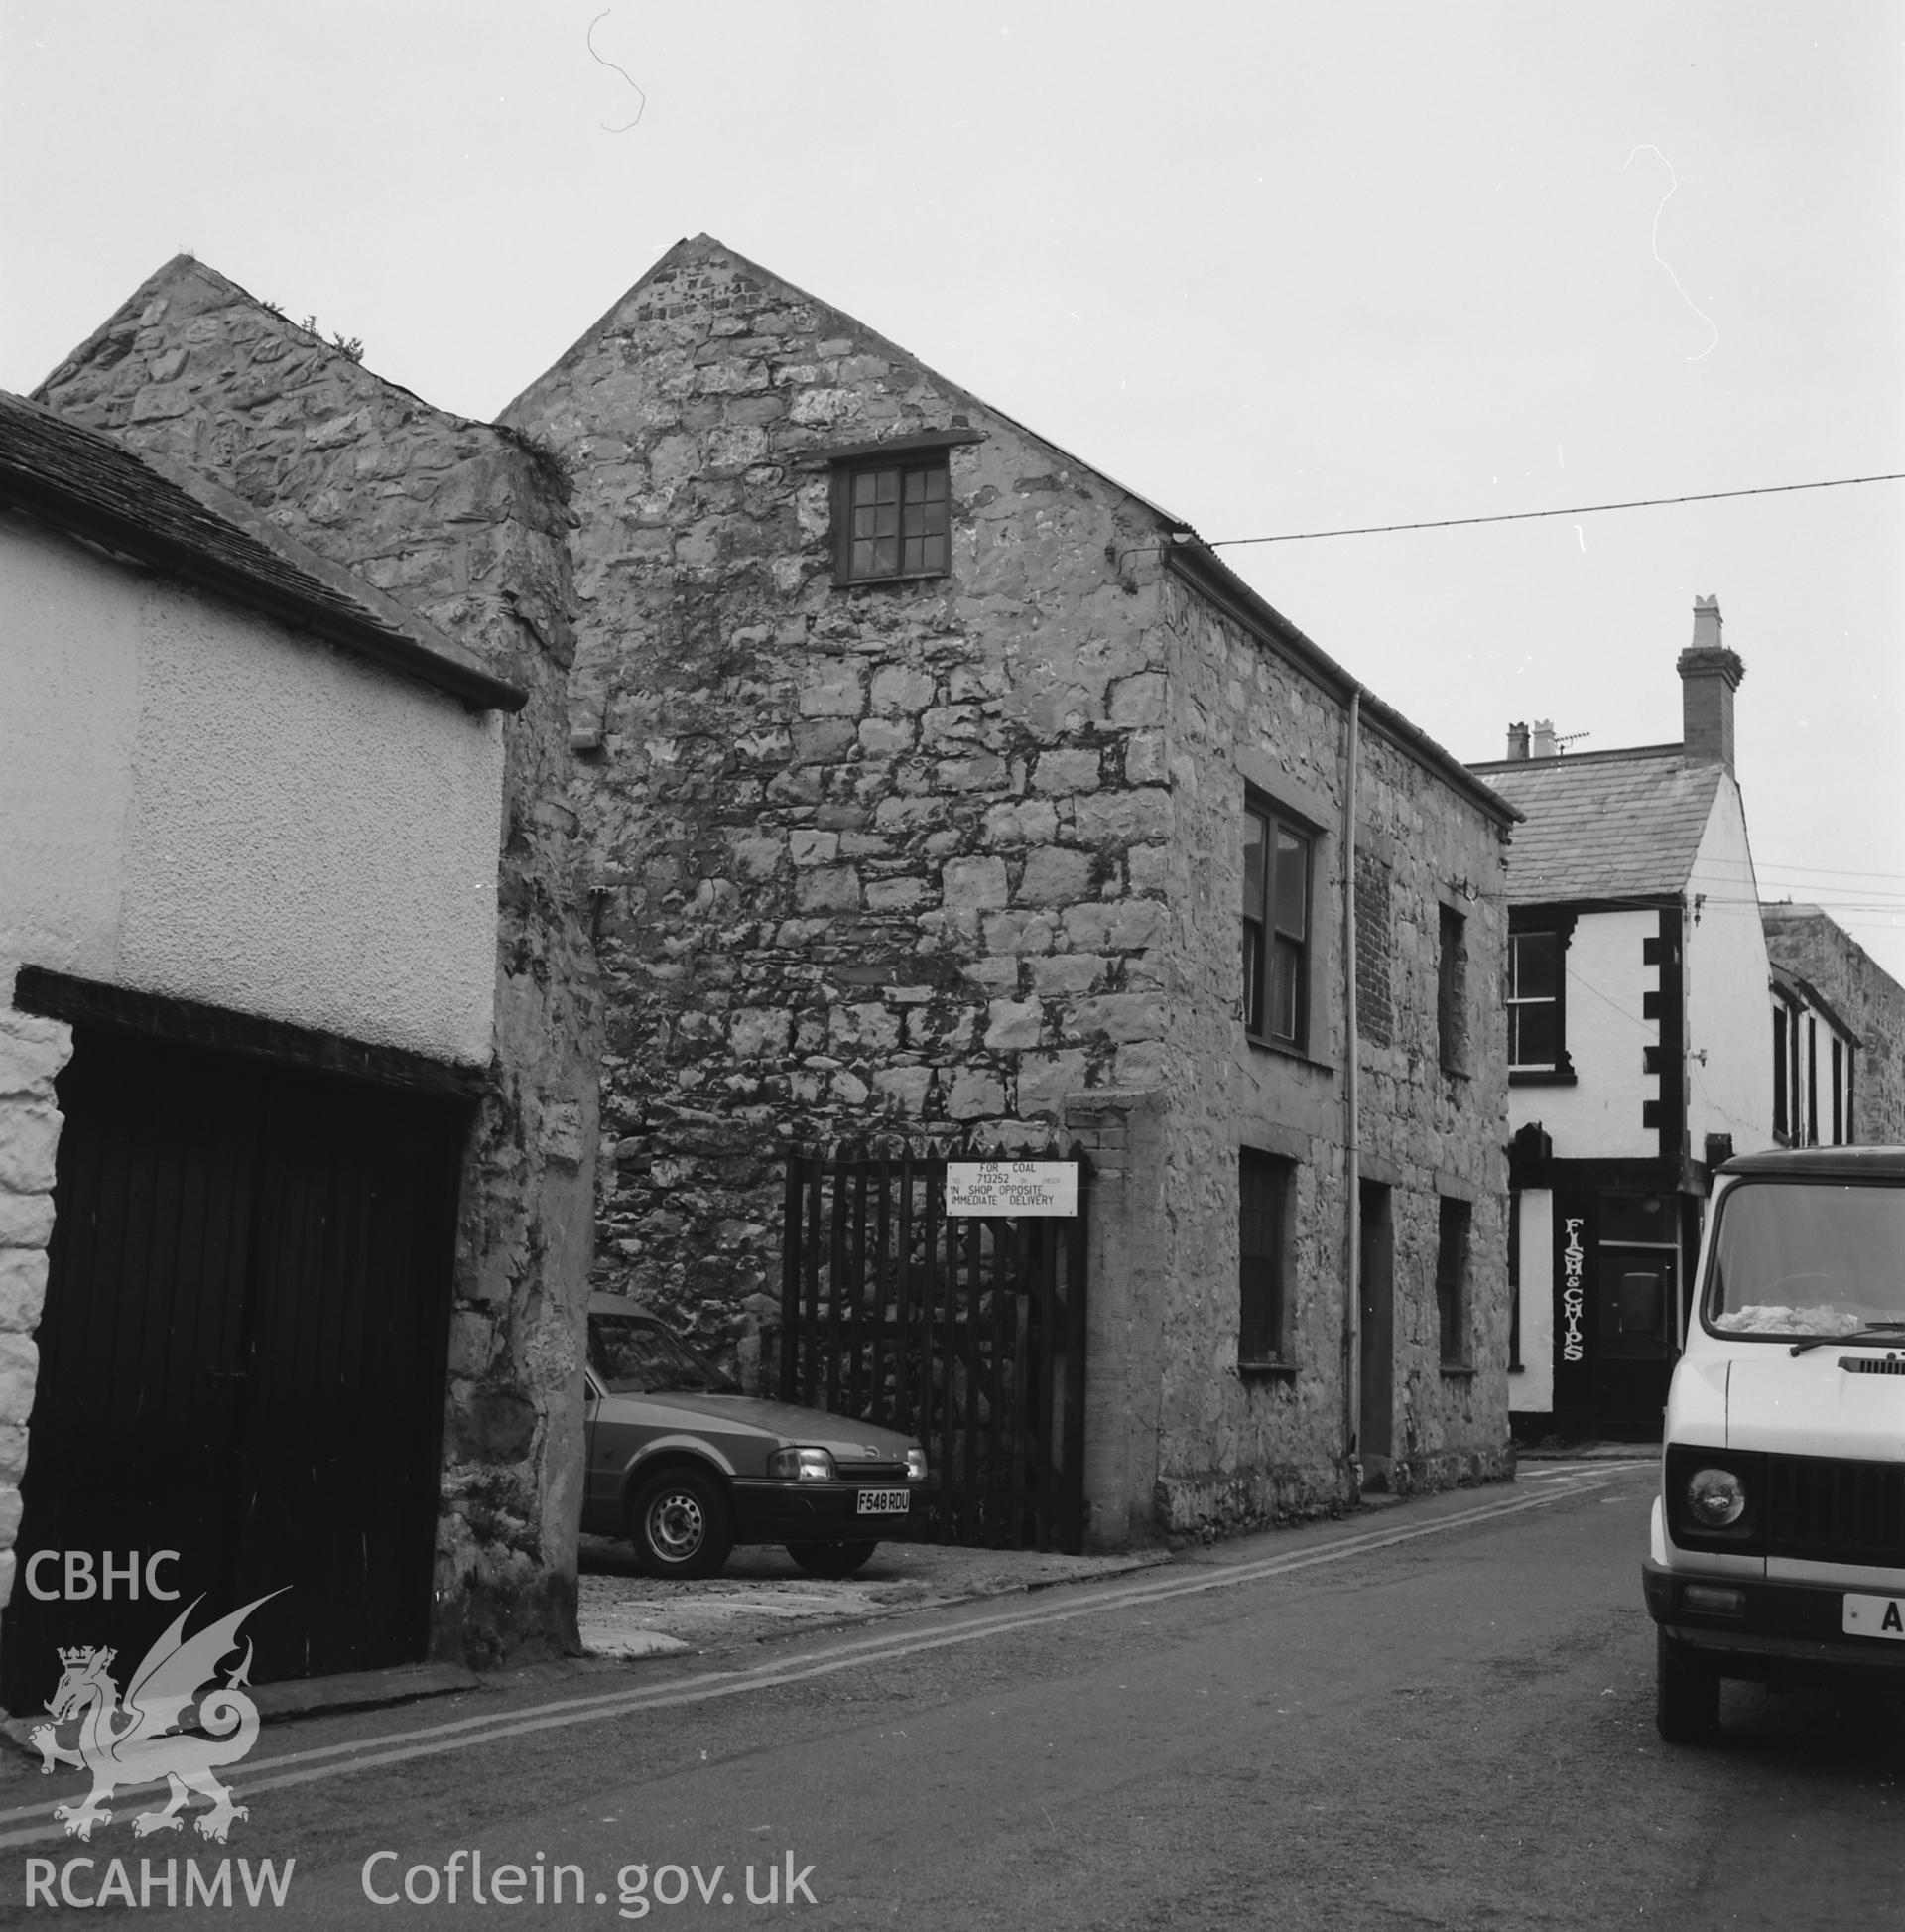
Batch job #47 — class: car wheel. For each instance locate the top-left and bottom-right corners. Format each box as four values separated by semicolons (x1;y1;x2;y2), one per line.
786;1541;879;1579
1656;1629;1720;1742
629;1466;733;1579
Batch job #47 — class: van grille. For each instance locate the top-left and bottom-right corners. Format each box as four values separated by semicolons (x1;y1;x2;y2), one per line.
1762;1455;1905;1568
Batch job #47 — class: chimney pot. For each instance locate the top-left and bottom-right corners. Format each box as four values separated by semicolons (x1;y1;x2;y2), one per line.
1677;595;1746;773
1531;719;1558;759
1506;721;1530;760
1690;594;1724;654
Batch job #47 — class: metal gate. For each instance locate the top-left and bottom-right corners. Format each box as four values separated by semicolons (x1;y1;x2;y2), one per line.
1;1020;466;1714
779;1141;1088;1552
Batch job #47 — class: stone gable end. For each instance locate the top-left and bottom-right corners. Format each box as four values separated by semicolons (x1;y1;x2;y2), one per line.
34;256;602;1670
504;237;1183;1322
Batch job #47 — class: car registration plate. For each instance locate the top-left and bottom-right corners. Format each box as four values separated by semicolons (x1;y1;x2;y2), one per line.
1842;1593;1905;1640
857;1488;910;1516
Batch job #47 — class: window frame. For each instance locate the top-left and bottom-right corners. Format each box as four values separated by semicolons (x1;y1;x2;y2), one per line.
1237;1148;1294;1370
831;448;952;587
1791;1001;1804;1140
1506;913;1576;1084
1772;997;1791;1139
1242;793;1317;1053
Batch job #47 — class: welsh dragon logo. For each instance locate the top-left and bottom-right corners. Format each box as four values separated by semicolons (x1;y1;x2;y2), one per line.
30;1591;284;1843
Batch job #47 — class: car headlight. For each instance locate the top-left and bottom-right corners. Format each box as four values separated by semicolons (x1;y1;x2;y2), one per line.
1685;1466;1747;1529
906;1447;928;1482
767;1446;837;1481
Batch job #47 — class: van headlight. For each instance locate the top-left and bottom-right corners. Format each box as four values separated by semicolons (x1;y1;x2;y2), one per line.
1685;1466;1747;1528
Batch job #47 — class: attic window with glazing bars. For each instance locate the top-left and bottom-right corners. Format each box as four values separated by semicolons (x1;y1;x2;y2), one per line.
834;451;950;584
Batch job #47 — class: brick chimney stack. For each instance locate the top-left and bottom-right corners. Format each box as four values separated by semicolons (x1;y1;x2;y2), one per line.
1677;595;1746;772
1505;721;1530;760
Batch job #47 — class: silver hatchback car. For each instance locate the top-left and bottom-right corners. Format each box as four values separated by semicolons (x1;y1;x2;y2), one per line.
582;1296;928;1579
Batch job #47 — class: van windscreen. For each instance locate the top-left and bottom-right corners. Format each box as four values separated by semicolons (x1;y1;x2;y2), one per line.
1708;1181;1905;1339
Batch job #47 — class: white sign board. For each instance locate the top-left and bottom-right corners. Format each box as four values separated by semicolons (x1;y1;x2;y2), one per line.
946;1160;1079;1218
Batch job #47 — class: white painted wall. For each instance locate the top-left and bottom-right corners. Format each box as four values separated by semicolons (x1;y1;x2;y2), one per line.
1685;780;1773;1156
1507;909;1658;1158
1776;988;1857;1146
1513;1187;1555;1411
0;516;504;1065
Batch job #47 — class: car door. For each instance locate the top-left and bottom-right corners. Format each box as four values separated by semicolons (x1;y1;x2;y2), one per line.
582;1371;628;1532
583;1370;673;1532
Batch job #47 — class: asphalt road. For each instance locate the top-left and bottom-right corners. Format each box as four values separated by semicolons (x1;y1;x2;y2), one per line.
3;1462;1900;1928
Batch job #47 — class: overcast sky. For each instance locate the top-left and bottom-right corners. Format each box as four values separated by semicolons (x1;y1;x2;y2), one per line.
6;1;1902;982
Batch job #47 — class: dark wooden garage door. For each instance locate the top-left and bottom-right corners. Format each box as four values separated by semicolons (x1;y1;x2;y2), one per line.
1;1022;466;1713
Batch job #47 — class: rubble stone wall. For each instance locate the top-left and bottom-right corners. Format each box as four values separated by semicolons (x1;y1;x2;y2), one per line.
1151;575;1513;1534
0;1010;70;1610
1066;1092;1171;1548
502;235;1515;1542
1349;723;1513;1496
37;259;600;1668
504;239;1178;1344
1155;578;1352;1530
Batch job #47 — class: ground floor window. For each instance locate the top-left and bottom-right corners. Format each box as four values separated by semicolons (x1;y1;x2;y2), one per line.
1436;1197;1471;1366
1239;1149;1292;1366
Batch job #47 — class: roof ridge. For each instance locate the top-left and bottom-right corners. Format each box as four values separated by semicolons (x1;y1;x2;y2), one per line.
38;253;488;434
1470;740;1686;771
502;233;1191;526
1473;741;1725;898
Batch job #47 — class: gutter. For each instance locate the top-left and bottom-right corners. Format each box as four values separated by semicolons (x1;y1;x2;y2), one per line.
1341;688;1362;1483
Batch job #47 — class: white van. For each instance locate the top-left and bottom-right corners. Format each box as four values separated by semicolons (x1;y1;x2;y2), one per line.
1645;1146;1905;1740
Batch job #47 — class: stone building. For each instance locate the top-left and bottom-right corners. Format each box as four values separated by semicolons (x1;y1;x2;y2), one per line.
21;262;601;1678
1761;906;1905;1147
503;236;1519;1533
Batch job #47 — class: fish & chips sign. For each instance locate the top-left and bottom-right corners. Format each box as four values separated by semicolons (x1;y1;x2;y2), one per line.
1561;1216;1587;1363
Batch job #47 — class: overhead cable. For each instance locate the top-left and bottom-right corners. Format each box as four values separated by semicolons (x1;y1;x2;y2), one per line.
1203;470;1905;551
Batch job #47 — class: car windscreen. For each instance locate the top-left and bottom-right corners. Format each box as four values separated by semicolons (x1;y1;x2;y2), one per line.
588;1316;736;1394
1707;1180;1905;1339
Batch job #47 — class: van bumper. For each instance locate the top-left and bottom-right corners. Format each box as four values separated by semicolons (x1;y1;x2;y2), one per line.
1643;1558;1905;1680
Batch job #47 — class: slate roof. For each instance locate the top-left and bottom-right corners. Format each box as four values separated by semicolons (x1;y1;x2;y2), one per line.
0;389;525;712
1768;961;1859;1044
1466;743;1724;903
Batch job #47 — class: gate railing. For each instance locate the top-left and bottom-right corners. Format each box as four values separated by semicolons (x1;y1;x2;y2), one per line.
779;1139;1088;1552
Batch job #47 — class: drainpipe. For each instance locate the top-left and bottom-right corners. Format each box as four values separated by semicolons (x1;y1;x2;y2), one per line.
1342;689;1362;1490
